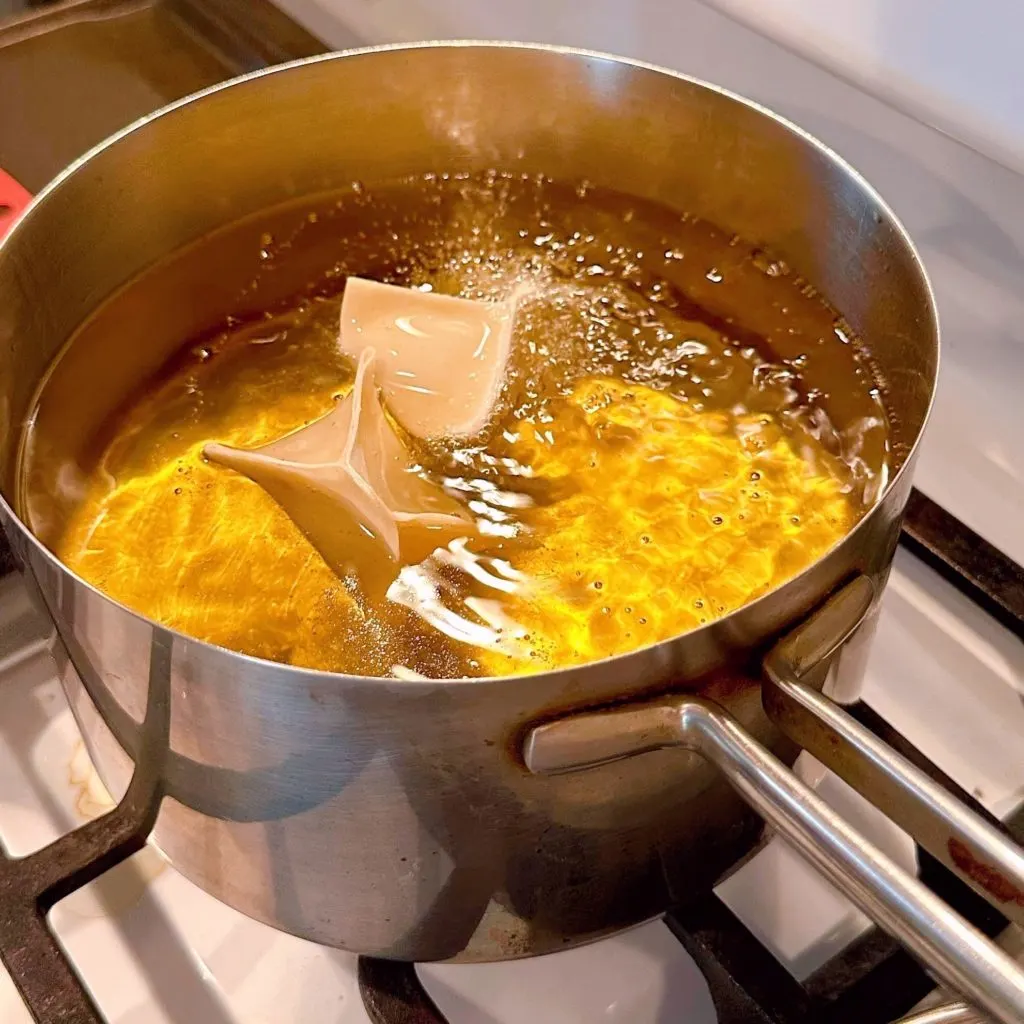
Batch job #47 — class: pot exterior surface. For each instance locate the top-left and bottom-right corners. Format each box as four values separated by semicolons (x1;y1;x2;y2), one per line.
0;45;937;960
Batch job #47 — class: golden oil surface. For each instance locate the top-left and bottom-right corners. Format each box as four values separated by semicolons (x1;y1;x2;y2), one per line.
31;174;889;679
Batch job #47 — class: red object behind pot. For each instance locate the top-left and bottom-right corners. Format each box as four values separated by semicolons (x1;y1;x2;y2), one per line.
0;169;31;240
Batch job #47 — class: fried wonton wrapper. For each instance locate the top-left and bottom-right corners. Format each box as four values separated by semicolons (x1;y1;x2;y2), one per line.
338;276;516;439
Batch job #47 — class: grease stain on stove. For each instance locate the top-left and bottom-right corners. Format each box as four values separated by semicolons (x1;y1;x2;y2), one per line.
68;739;115;820
59;740;167;921
948;836;1024;907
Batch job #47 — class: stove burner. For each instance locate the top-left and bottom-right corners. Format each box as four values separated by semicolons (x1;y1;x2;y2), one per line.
359;959;447;1024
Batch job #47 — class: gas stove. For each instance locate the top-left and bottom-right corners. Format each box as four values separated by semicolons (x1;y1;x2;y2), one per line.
2;2;1023;1022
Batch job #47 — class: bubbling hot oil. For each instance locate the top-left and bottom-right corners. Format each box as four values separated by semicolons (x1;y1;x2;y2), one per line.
41;173;890;679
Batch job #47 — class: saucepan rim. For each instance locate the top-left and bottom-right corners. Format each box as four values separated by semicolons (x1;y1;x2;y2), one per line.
0;40;941;688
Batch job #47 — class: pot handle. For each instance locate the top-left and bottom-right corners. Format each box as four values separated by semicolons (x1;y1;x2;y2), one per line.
894;1001;984;1024
523;577;1024;1024
762;581;1024;931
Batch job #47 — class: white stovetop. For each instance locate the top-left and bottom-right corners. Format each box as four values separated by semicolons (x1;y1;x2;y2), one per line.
2;2;1024;1021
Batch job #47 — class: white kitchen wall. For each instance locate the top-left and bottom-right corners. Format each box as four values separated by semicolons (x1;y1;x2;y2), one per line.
276;0;1024;176
706;0;1024;175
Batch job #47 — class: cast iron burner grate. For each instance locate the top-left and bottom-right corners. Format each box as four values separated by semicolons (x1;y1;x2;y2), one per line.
1;488;1022;1024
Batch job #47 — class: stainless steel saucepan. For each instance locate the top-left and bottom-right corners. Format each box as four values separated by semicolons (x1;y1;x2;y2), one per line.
1;42;1022;1023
